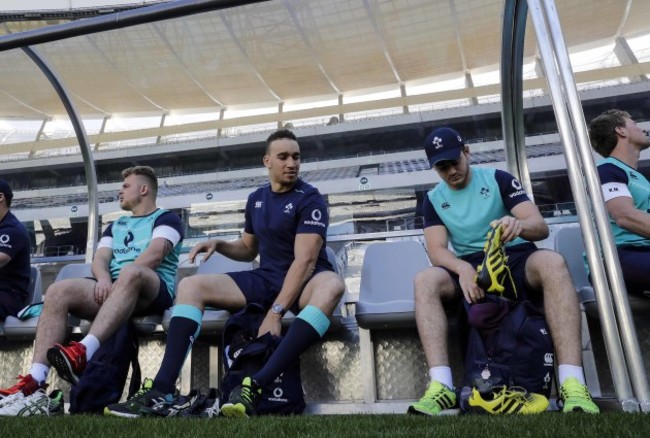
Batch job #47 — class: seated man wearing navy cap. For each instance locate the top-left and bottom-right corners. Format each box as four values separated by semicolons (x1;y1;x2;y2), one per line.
409;127;599;415
0;179;31;320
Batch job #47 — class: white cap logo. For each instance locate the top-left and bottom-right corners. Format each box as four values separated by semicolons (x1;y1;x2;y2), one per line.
433;136;443;149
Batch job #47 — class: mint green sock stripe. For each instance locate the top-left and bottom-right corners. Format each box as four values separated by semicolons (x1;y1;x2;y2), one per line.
171;304;203;325
297;305;330;337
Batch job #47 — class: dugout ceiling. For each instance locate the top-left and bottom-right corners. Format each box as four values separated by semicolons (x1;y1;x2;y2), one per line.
0;0;648;120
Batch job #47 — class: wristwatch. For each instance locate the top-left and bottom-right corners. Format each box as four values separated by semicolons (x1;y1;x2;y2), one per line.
271;303;286;316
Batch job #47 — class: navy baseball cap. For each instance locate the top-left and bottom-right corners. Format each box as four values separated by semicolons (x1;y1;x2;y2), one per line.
424;127;465;168
0;179;13;203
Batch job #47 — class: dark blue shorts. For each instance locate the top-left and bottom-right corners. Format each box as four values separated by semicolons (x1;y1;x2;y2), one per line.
616;245;650;296
135;274;173;316
0;288;25;320
443;242;544;303
227;266;331;312
89;274;173;317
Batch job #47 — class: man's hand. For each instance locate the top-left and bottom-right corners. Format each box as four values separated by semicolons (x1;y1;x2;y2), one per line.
257;311;282;337
94;278;113;305
188;240;219;264
458;263;484;303
491;216;521;243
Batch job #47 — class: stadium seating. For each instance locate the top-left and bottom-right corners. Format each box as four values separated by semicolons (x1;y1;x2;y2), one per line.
0;266;42;338
553;226;650;398
14;142;569;213
325;246;346;331
162;253;255;338
3;264;79;341
554;227;650;316
355;240;431;329
163;247;344;336
66;263;166;336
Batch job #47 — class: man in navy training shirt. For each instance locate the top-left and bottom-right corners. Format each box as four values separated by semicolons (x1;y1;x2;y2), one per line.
588;109;650;293
0;166;184;417
408;127;599;415
105;129;345;418
0;179;31;321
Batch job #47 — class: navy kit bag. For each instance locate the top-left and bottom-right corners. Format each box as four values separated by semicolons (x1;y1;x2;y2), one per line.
463;296;555;401
220;303;305;415
69;321;141;414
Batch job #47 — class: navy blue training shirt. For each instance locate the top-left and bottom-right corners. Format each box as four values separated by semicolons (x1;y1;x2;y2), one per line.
244;178;332;289
0;211;31;298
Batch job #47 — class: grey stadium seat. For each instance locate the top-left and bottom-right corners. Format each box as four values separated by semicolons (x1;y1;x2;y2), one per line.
3;264;81;341
162;247;344;336
325;246;345;331
26;266;44;306
0;266;42;338
554;227;650;317
162;253;255;338
355;240;431;329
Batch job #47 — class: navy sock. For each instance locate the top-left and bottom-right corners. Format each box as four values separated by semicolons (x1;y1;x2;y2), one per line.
253;305;329;387
153;305;202;394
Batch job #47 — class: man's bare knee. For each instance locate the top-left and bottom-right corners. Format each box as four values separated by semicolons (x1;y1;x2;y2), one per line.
176;276;207;302
414;268;453;301
303;273;345;314
177;276;194;296
327;275;345;302
528;250;572;287
114;264;150;289
43;283;74;307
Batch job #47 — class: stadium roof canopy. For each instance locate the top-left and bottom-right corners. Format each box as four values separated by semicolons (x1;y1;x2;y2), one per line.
1;0;650;151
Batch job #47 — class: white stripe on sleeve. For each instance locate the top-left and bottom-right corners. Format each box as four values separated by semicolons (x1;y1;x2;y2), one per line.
152;225;181;246
601;182;631;203
97;236;113;250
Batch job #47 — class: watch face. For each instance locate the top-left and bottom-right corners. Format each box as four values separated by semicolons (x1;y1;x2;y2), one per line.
272;304;284;314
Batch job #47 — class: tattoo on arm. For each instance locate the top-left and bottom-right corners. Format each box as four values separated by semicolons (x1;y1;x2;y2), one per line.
162;239;173;256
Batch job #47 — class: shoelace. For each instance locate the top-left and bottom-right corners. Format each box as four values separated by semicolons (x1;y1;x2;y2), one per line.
64;343;86;369
130;384;154;402
563;382;591;400
150;396;170;409
2;375;30;393
133;388;148;399
240;384;256;404
203;401;220;417
424;385;453;408
43;393;60;416
491;386;529;404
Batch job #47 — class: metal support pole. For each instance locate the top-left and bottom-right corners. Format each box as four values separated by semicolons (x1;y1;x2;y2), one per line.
156;112;168;145
217;107;226;138
30;118;50;158
0;0;271;263
527;0;639;411
0;0;270;52
400;83;409;115
501;0;533;197
94;115;110;151
540;0;650;412
22;46;98;263
278;101;284;130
